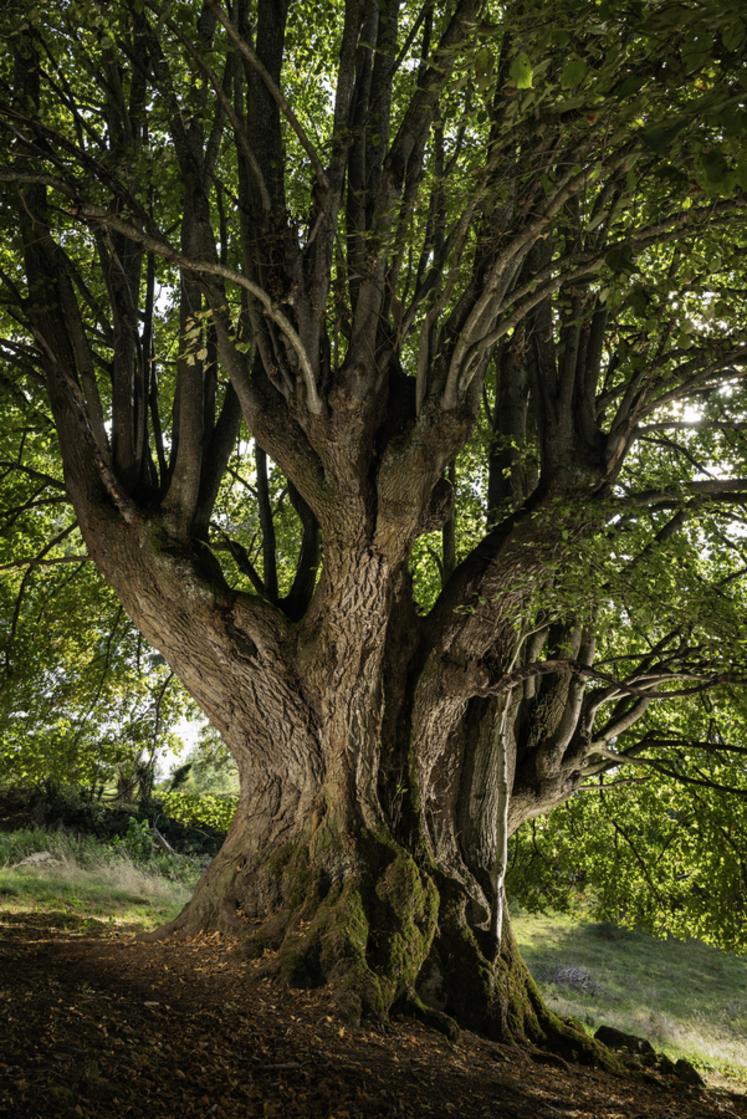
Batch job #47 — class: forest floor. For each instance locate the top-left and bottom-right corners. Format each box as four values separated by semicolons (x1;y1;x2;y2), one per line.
1;905;746;1119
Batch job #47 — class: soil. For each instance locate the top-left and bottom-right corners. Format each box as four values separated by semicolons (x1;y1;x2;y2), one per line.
1;909;745;1119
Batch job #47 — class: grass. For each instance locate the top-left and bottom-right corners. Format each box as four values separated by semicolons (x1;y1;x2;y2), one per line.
0;826;197;930
513;909;747;1091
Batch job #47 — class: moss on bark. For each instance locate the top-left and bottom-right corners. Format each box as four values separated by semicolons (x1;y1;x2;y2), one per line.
269;828;440;1023
426;881;622;1068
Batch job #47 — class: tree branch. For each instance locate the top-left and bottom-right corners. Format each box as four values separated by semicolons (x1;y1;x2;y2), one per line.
71;206;322;414
209;0;329;189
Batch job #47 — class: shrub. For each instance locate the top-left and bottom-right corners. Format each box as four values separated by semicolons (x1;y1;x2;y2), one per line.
0;782;229;857
111;817;154;862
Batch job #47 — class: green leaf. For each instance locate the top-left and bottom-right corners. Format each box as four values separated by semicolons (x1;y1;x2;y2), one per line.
734;159;747;192
699;148;729;185
681;33;713;74
640;115;689;153
720;107;747;139
614;73;648;98
561;56;588;89
550;29;571;48
628;284;650;316
509;51;533;90
721;20;745;52
475;46;494;91
605;244;637;275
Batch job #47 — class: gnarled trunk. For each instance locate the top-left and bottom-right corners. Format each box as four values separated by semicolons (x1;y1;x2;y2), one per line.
96;514;600;1054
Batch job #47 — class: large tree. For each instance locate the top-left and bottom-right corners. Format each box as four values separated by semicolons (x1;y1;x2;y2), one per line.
2;0;747;1047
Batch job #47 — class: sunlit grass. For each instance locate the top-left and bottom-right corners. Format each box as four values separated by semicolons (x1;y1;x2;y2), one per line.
514;909;747;1091
0;827;197;929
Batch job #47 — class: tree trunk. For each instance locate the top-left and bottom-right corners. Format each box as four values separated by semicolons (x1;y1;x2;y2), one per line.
91;515;603;1057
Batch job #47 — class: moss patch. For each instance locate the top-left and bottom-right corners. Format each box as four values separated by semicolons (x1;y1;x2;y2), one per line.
271;829;442;1023
373;852;439;989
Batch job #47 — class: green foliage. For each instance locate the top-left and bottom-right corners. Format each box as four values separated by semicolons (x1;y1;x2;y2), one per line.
111;817;155;863
509;721;747;954
159;790;237;834
0;399;187;790
0;780;228;866
170;725;240;797
508;51;533;91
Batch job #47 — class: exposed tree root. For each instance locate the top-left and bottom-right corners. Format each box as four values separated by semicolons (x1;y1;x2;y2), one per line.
267;831;440;1024
415;881;623;1070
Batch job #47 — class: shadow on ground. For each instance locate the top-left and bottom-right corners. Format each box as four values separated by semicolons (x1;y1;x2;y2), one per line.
0;910;744;1119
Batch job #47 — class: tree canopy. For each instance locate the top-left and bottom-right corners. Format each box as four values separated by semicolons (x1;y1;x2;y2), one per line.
1;0;747;1043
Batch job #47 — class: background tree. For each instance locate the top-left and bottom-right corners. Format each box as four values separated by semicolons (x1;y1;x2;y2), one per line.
1;0;747;1048
0;380;185;795
508;689;747;955
169;723;240;796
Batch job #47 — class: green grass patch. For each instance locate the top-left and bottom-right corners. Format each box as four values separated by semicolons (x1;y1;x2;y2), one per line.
514;909;747;1090
0;827;200;930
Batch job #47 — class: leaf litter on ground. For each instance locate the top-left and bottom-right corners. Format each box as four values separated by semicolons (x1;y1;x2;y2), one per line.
0;907;745;1119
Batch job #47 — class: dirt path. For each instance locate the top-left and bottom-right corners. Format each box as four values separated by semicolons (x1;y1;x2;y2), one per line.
0;909;744;1119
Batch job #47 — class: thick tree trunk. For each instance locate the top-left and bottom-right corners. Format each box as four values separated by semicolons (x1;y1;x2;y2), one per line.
163;747;592;1058
170;799;574;1047
87;518;603;1057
